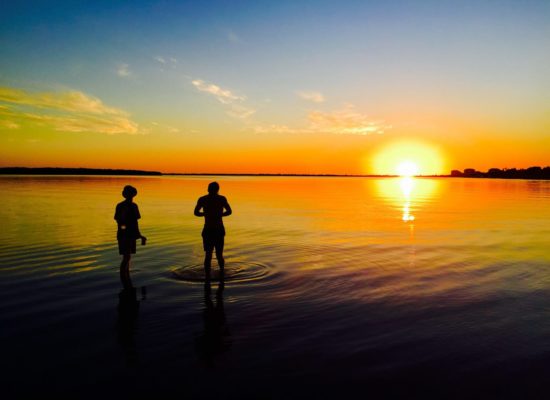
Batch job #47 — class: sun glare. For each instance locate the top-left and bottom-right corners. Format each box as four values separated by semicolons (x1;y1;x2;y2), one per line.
370;140;444;176
396;161;419;177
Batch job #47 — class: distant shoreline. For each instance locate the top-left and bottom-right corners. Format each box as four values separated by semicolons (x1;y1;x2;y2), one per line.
0;167;549;180
0;167;440;178
0;167;162;176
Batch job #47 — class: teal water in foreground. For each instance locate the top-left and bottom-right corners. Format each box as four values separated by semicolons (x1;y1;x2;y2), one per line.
1;175;550;399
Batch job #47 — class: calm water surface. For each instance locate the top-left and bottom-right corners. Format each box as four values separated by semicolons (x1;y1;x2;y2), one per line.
1;175;550;398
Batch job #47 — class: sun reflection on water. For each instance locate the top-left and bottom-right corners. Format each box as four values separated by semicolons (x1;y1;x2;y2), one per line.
376;177;438;223
400;177;416;222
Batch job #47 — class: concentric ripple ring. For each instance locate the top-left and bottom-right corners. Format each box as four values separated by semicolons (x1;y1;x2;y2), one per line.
171;261;271;283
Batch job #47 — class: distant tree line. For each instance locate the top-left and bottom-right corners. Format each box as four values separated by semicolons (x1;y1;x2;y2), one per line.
451;166;550;180
0;167;162;176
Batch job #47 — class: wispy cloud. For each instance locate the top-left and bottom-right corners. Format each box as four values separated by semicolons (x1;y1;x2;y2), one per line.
226;105;256;119
192;79;245;104
151;121;180;133
0;87;124;115
297;91;325;103
0;120;20;129
227;30;242;44
191;78;255;119
254;104;387;136
154;56;178;69
253;124;300;134
116;63;132;78
0;86;139;134
307;104;386;135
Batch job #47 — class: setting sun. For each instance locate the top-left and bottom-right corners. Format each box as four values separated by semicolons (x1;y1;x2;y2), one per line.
396;161;420;177
370;140;445;176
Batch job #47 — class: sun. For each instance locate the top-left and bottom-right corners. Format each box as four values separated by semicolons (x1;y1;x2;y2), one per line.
396;160;420;177
369;140;444;176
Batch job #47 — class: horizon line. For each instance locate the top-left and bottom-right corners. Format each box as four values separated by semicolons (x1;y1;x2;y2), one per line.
0;167;445;178
1;166;549;178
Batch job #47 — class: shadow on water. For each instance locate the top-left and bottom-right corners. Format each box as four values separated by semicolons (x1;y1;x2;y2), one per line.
195;276;231;366
117;264;146;366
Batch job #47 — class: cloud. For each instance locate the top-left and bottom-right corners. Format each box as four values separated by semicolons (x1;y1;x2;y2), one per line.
154;56;178;69
151;121;180;133
116;63;132;78
226;105;256;119
0;120;20;129
254;104;387;136
191;78;256;120
192;79;246;104
26;113;138;134
297;91;325;103
307;104;386;135
227;30;242;43
253;124;299;134
0;86;139;134
0;87;125;115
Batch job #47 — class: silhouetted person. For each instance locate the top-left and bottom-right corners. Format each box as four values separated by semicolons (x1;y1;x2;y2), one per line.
115;185;146;278
194;182;232;279
196;275;231;366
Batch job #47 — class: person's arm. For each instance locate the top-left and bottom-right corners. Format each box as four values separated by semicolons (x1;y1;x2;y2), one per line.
134;204;143;239
114;204;122;227
194;198;204;217
222;198;232;217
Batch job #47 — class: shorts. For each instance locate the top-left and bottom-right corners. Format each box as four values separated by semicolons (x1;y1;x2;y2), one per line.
118;235;137;255
202;227;225;252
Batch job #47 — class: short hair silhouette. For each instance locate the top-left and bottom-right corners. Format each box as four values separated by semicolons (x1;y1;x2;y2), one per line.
208;182;220;194
122;185;138;199
115;185;146;271
194;181;232;279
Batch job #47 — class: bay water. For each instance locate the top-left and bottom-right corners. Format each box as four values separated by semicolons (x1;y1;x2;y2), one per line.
1;175;550;398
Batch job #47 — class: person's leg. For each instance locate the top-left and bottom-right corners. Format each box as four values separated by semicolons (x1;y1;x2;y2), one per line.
203;231;214;278
214;239;225;275
120;254;131;269
120;254;132;288
204;249;213;278
119;238;132;269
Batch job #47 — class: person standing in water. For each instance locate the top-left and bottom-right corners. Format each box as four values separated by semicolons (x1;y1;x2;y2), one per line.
194;182;232;278
115;185;146;278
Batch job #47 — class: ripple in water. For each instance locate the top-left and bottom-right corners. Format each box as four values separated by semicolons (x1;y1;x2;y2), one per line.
171;261;271;283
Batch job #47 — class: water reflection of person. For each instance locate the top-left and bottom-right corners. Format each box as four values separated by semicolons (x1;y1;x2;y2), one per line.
194;182;232;280
117;266;146;366
115;185;147;280
196;276;231;366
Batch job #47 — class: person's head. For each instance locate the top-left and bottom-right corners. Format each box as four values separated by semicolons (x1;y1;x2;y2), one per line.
207;181;220;195
122;185;138;200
